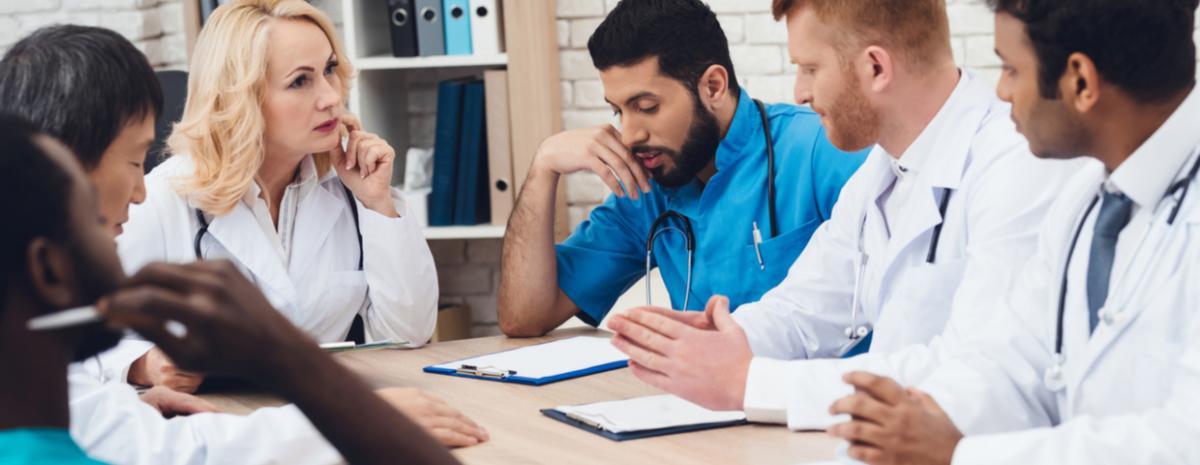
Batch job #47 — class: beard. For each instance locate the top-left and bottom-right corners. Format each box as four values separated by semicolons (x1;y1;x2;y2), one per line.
818;71;882;152
68;243;123;362
632;94;722;188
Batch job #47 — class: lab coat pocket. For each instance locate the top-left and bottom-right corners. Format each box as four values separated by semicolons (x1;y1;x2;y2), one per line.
733;217;822;304
1131;347;1175;408
889;257;967;341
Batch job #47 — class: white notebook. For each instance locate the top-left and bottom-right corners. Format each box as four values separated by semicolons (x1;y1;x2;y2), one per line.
554;394;746;434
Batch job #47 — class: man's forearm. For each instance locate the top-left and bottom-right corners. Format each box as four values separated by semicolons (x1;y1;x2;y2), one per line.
498;165;568;336
269;347;459;465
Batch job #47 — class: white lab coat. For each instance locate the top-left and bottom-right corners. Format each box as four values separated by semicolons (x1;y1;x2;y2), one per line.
68;364;344;465
914;90;1200;465
95;154;438;382
734;70;1083;428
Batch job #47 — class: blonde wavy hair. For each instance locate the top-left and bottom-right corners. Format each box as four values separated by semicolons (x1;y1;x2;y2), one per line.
168;0;354;215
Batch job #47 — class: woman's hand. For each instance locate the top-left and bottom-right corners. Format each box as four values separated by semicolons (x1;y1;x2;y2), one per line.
331;113;398;218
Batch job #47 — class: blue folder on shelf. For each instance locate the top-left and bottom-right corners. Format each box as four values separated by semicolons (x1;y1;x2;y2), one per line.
453;80;489;225
540;394;748;441
442;0;473;55
429;79;466;226
423;336;628;386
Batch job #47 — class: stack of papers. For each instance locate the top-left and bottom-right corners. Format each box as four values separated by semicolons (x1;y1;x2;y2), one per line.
553;394;746;434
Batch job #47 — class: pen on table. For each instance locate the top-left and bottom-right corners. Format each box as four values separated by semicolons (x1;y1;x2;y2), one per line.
752;221;765;271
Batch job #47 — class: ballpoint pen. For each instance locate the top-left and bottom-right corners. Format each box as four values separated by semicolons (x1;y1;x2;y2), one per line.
752;221;765;271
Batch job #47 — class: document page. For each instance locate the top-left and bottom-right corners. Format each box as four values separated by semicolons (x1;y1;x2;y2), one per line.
555;394;746;433
431;336;627;379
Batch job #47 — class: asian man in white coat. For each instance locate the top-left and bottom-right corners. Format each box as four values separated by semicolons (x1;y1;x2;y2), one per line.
606;0;1080;416
826;1;1200;464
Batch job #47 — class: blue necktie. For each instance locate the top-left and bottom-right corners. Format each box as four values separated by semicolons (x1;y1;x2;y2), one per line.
1086;191;1133;334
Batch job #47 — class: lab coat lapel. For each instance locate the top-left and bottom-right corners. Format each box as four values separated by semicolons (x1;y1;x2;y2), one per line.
290;180;347;277
876;82;983;274
1074;181;1200;387
204;202;300;308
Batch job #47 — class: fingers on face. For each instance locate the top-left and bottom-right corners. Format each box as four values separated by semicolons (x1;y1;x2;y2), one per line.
594;146;640;200
597;125;649;192
590;158;626;198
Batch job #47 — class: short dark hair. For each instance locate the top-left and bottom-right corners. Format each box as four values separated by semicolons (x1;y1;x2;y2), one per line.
0;25;163;170
588;0;739;96
0;114;74;293
987;0;1198;103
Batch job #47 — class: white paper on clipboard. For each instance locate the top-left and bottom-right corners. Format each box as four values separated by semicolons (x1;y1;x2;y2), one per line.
430;336;627;379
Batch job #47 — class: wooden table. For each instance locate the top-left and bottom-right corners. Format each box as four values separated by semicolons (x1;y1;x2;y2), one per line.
203;328;839;464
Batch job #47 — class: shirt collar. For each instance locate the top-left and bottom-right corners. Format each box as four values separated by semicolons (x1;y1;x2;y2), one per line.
879;70;975;178
715;88;761;171
243;154;321;207
871;69;989;189
1108;86;1200;209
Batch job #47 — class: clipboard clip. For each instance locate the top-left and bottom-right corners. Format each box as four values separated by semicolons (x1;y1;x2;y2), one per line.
456;364;517;379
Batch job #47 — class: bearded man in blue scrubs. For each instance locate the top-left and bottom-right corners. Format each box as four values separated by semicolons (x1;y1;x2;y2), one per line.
498;0;867;336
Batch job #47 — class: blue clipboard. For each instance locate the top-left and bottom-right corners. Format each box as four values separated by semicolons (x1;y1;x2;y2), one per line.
540;408;748;441
422;336;629;386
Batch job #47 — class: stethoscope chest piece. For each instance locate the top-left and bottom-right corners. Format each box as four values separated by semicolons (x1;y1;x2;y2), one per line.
1099;306;1122;327
844;325;871;340
1043;355;1067;392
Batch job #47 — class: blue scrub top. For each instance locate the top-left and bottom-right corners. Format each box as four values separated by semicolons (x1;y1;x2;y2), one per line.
557;90;868;325
0;428;108;465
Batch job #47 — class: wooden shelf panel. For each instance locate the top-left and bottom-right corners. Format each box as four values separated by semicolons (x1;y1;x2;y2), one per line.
354;54;508;71
423;224;506;240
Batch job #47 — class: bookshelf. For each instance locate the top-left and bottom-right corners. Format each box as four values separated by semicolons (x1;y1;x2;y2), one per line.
340;0;565;241
181;0;567;241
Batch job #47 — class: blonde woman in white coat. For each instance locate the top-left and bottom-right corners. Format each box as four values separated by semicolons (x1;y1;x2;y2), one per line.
99;0;438;391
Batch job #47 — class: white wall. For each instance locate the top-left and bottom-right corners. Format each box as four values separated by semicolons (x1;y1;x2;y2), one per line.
0;0;189;68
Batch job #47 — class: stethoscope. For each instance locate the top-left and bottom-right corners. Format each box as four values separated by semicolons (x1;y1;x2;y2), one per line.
644;99;778;308
193;184;364;270
845;183;954;341
1042;154;1200;392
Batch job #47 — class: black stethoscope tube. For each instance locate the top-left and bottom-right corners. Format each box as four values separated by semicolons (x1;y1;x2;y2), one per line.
193;184;364;270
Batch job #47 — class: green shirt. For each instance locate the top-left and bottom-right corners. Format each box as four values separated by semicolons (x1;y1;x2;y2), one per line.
0;428;107;465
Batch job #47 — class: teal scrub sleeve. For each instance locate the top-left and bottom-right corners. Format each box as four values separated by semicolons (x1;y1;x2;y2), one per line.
0;429;108;465
556;196;650;326
808;127;869;220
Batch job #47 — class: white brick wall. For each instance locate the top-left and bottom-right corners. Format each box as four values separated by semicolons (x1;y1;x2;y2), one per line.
0;0;187;68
